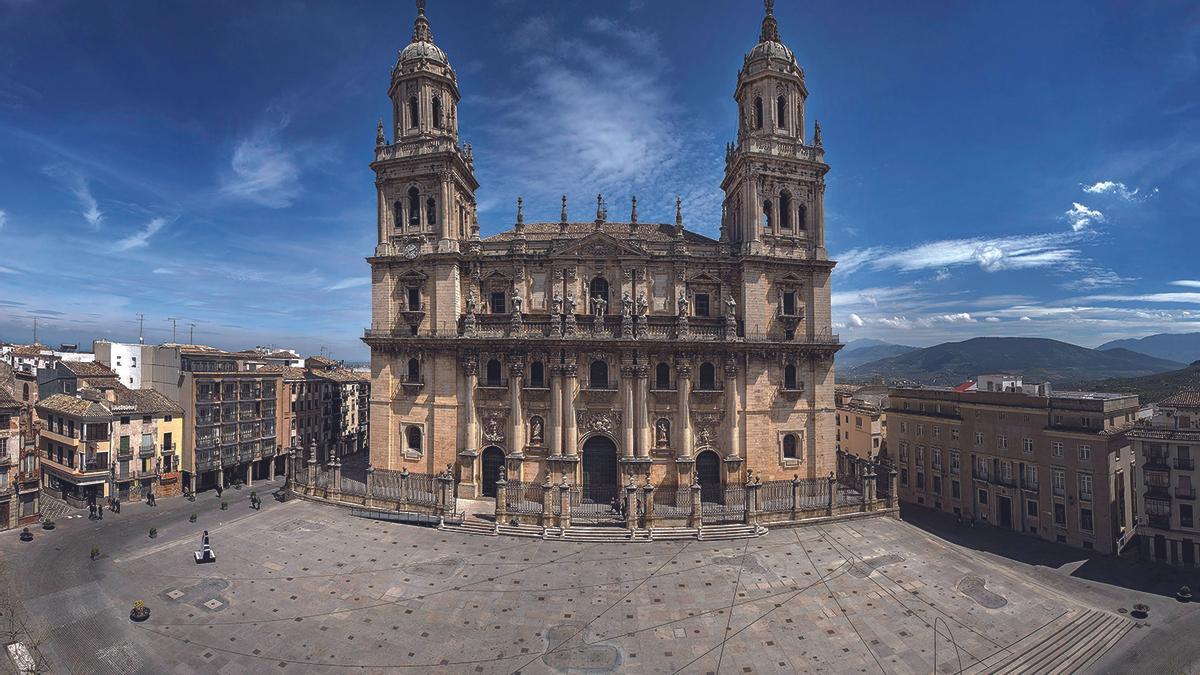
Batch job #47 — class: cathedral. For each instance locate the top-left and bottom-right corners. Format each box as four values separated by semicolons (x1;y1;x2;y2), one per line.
365;1;839;506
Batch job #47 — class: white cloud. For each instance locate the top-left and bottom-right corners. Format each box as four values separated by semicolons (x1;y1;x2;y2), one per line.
1020;316;1032;321
932;312;975;324
984;316;1001;323
1085;292;1200;304
324;277;369;291
1081;180;1156;202
848;313;865;327
114;217;167;251
152;267;173;275
934;268;951;281
42;164;103;227
1065;202;1104;232
0;209;6;230
221;113;300;208
1170;280;1200;289
837;231;1086;276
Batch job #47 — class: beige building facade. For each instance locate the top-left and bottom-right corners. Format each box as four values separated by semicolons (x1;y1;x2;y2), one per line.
1130;389;1200;566
835;384;887;476
888;381;1139;554
365;3;840;505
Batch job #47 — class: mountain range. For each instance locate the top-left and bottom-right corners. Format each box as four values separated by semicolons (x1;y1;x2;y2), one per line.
1085;360;1200;403
838;337;1185;387
836;339;919;370
1097;332;1200;365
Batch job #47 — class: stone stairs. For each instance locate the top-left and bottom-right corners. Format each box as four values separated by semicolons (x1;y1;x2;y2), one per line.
966;608;1133;674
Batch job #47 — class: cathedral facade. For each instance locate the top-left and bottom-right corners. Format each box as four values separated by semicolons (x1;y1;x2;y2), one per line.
365;1;840;504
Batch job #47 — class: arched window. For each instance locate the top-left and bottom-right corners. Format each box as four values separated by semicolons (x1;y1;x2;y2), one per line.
784;364;798;390
426;197;437;226
589;360;609;389
408;97;419;128
754;97;764;129
776;95;787;128
485;359;502;387
698;362;716;390
783;433;797;459
798;202;807;230
407;187;420;226
432;96;442;129
762;199;773;230
655;362;671;390
407;426;423;452
393;200;403;229
407;357;420;383
779;190;792;229
529;361;545;388
589;277;609;307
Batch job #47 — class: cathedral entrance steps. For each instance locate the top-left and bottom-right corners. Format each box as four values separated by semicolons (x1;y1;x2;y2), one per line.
965;608;1132;675
442;520;769;542
446;518;498;536
697;523;766;541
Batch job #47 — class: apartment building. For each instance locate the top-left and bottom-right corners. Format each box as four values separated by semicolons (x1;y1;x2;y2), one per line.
835;384;887;478
179;346;283;492
264;358;369;464
888;377;1139;554
1130;389;1200;566
0;387;38;528
35;385;183;506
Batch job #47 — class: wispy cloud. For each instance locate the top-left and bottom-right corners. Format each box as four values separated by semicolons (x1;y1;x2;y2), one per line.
1085;291;1200;304
1170;280;1200;289
113;217;167;251
836;231;1086;276
1064;202;1104;232
220;113;300;208
324;277;369;291
0;209;7;230
1081;180;1157;202
42;164;103;227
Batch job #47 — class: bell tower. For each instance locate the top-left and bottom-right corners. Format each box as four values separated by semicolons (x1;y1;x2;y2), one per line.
720;0;828;258
373;0;478;255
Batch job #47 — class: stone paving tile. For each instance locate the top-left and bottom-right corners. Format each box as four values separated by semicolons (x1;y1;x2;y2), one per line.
0;495;1181;674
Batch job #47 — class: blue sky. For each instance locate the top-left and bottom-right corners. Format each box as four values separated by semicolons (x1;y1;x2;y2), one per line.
1;0;1198;361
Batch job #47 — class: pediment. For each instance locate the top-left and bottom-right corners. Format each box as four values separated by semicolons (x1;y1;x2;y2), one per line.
550;231;649;259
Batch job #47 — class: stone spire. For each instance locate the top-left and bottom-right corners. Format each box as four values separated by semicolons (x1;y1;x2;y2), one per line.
759;0;780;43
376;118;385;146
674;196;683;236
630;196;638;224
595;193;606;228
560;194;568;232
515;196;524;227
412;0;433;43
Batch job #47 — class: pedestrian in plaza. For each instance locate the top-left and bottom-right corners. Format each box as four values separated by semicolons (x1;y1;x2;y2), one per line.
148;491;156;507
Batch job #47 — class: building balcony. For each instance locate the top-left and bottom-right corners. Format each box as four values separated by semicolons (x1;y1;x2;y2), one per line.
1147;513;1172;530
139;444;156;457
1176;458;1195;471
1176;487;1197;500
1144;454;1171;470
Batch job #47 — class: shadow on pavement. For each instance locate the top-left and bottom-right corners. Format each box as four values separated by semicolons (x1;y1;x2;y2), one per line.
899;502;1198;598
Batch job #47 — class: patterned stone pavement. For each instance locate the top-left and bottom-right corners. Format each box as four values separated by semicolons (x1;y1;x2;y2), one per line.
0;487;1190;674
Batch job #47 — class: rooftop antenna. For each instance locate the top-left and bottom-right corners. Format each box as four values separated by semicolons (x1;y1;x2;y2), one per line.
167;317;179;344
32;317;37;345
137;313;145;344
189;323;196;345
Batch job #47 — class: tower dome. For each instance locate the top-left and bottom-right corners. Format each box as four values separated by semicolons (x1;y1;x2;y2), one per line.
397;0;449;67
746;0;797;66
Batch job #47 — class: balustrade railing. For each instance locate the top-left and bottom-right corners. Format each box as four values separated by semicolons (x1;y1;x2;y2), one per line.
504;481;543;515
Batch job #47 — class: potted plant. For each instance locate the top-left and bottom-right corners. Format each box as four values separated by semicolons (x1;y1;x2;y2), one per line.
19;527;32;542
148;527;157;539
90;545;101;561
129;600;150;622
1179;585;1193;603
220;501;228;511
42;519;55;530
189;513;197;523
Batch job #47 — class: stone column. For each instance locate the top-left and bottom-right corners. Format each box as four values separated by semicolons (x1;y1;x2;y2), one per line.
747;176;761;244
621;365;635;459
724;358;740;460
642;480;655;532
268;453;276;481
827;473;837;517
398;467;410;510
558;475;571;530
541;473;555;530
625;479;638;532
863;461;877;513
330;457;343;500
463;357;479;455
888;468;899;513
676;360;692;458
549;365;563;457
563;363;578;458
791;474;802;521
494;476;507;523
365;464;375;504
744;478;760;527
689;473;702;529
509;362;525;457
216;467;225;491
245;462;253;487
635;365;650;458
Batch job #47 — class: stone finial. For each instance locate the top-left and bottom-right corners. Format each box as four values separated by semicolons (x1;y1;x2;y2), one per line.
515;196;524;227
813;121;823;147
376;118;385;146
630;195;638;225
412;0;433;43
560;194;568;224
760;0;780;43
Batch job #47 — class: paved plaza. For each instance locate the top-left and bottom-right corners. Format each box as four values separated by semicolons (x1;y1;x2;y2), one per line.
2;483;1197;674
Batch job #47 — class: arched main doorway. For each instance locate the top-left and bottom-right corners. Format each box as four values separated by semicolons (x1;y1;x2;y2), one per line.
696;450;722;503
480;446;504;498
581;435;619;505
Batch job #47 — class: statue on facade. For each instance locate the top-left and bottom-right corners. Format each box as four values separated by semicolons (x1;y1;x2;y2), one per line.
622;291;633;317
813;121;823;147
656;419;670;447
511;286;523;315
551;291;563;315
725;294;737;317
636;290;648;316
592;295;607;319
677;291;689;317
466;291;478;316
565;292;577;315
530;417;544;445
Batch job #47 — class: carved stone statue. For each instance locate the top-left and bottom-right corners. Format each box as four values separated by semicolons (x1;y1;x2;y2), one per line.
592;295;607;319
622;291;633;317
511;286;523;314
655;419;670;446
636;290;648;316
551;291;563;315
565;292;577;315
530;417;544;445
466;291;478;315
725;294;737;317
677;291;689;316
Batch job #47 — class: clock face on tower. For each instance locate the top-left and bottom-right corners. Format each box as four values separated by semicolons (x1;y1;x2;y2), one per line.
404;243;419;260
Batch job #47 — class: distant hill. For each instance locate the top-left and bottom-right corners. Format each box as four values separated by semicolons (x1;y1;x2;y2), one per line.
1097;332;1200;365
1086;361;1200;403
841;337;1186;387
837;342;919;370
